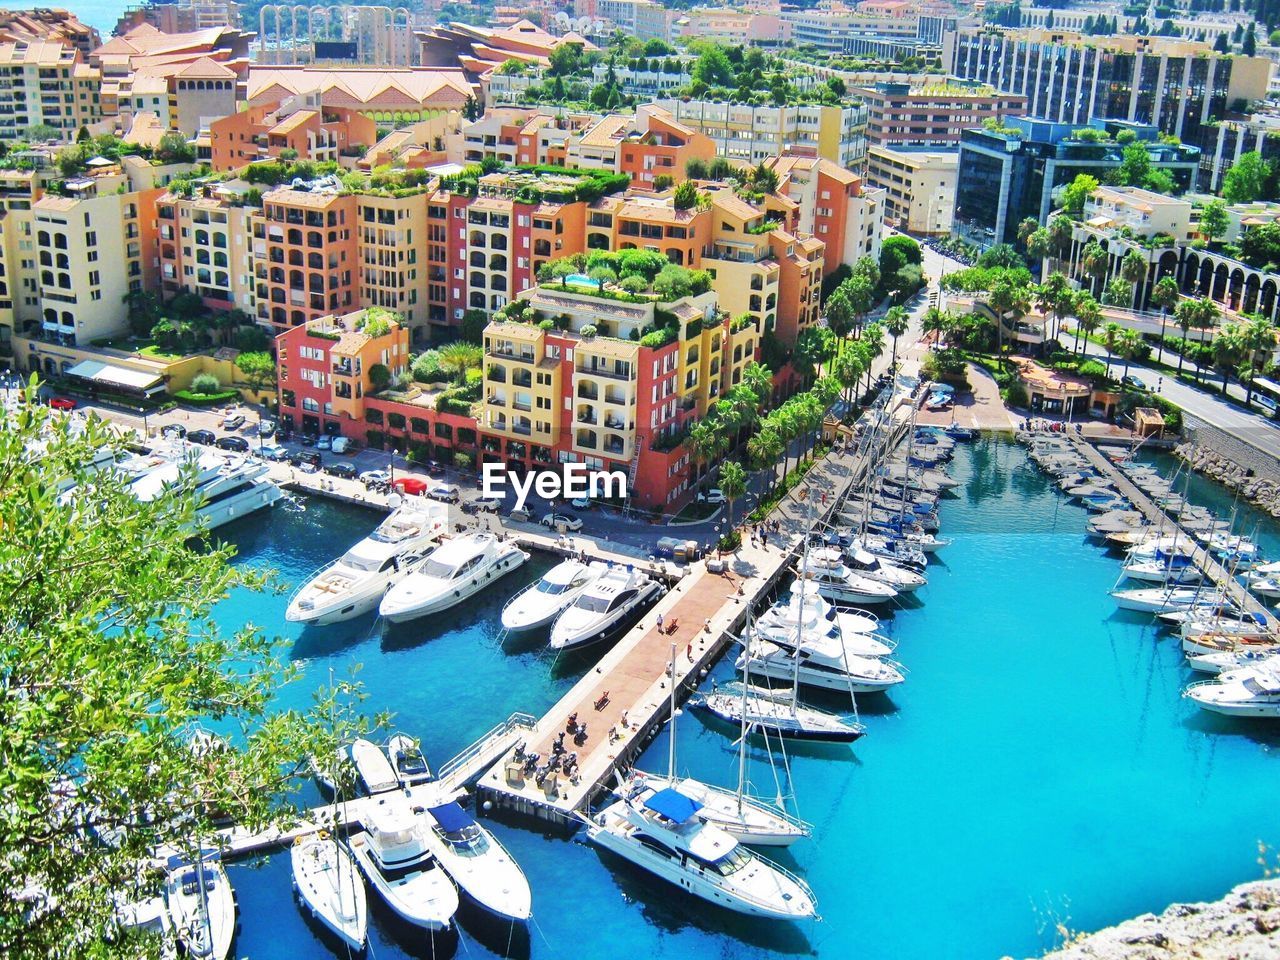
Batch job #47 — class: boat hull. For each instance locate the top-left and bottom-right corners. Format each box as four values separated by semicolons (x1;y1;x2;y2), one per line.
348;834;457;931
549;582;663;651
381;549;528;623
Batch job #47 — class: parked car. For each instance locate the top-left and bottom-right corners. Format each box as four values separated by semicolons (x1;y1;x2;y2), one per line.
424;460;445;476
48;397;77;411
188;429;216;446
428;482;461;504
330;436;352;454
316;435;332;451
258;419;276;438
162;424;187;439
696;488;726;505
300;433;317;447
392;476;430;496
1121;375;1147;390
216;435;250;452
261;444;290;461
463;496;503;514
290;450;322;468
299;460;320;473
359;469;392;486
570;496;593;510
509;506;533;523
540;512;583;532
221;412;246;431
325;461;358;479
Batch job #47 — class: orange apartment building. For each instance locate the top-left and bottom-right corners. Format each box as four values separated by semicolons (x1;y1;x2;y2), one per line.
250;181;357;331
209;96;376;171
766;153;884;276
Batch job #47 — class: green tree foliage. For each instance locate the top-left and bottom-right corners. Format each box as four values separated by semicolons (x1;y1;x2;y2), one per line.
691;44;734;87
1061;173;1100;214
976;244;1025;270
1223;151;1271;204
672;179;699;210
235;350;276;395
189;371;222;394
0;397;362;958
460;308;487;345
718;460;748;529
1199;199;1229;243
1239;221;1280;269
368;362;392;389
436;342;483;384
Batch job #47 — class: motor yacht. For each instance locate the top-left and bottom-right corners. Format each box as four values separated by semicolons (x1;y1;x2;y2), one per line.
741;639;904;694
548;565;663;651
386;733;432;787
347;793;459;931
290;832;367;951
842;546;926;592
756;590;895;660
163;851;236;960
127;446;283;532
350;738;399;795
794;549;898;605
693;680;864;742
1247;576;1280;600
286;500;448;624
409;787;532;922
585;786;818;920
1185;666;1280;718
500;559;606;632
379;532;529;623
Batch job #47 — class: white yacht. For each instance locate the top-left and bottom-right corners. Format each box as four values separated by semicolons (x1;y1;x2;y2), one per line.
549;565;663;651
351;738;399;795
1187;649;1280;675
127;447;282;532
694;680;865;743
409;788;532;922
1171;611;1268;637
1247;576;1280;600
620;772;809;849
347;793;459;931
1185;666;1280;718
1181;631;1280;659
113;892;177;960
163;852;236;960
741;639;904;694
500;559;606;632
586;786;818;920
1110;586;1228;614
755;593;895;660
1120;554;1203;585
379;532;529;623
842;547;926;592
290;833;367;951
386;733;433;786
286;500;448;624
794;549;898;606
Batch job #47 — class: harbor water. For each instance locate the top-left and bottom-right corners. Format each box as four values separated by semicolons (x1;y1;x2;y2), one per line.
212;438;1280;960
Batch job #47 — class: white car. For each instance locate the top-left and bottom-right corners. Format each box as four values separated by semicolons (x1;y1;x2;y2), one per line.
261;444;290;461
221;412;246;430
541;512;583;532
570;496;593;510
359;469;391;486
316;435;333;451
696;488;726;505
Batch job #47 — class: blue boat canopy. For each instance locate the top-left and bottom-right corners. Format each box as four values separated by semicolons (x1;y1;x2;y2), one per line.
644;787;702;822
428;802;475;834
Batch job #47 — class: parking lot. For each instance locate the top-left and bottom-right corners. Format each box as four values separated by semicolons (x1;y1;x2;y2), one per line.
11;380;727;553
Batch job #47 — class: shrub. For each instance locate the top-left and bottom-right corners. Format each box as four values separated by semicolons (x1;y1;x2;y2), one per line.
1005;380;1029;408
412;350;448;383
717;530;742;552
453;451;473;470
189;373;222;395
580;324;598;338
619;275;648;294
173;388;238;406
369;363;391;389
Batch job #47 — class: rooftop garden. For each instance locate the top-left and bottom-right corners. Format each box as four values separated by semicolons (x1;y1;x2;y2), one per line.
785;44;944;75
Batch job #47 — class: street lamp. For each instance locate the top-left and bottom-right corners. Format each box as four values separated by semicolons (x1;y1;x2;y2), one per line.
137;405;149;440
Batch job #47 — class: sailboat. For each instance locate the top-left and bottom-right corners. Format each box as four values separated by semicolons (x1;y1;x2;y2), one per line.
627;645;810;847
163;850;235;960
290;832;367;951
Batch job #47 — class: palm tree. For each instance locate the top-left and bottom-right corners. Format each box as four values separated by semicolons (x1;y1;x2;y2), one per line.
746;426;783;494
1120;249;1148;308
1150;275;1180;356
860;322;886;394
883;306;909;371
1239;314;1278;406
1081;240;1109;297
921;306;952;345
437;342;482;384
1073;292;1103;356
1173;297;1219;378
1116;328;1143;379
1035;272;1074;343
1211;322;1244;396
1101;322;1122;377
987;277;1031;367
834;347;865;410
719;461;747;533
1048;215;1074;271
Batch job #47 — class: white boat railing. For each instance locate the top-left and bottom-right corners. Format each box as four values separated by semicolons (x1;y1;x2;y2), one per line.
284;557;342;610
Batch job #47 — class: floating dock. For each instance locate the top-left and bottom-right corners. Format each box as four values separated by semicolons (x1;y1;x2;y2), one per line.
1071;436;1278;631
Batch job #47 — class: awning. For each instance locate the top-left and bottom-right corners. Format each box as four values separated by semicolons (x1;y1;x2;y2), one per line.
644;787;702;822
427;802;475;834
1254;376;1280;394
65;360;164;395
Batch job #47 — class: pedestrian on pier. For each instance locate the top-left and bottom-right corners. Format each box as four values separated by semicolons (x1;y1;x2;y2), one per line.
761;530;769;550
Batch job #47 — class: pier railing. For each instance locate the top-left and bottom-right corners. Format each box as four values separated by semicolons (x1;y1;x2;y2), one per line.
437;712;537;786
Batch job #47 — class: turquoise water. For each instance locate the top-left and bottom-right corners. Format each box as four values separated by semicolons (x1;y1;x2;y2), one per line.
210;438;1280;959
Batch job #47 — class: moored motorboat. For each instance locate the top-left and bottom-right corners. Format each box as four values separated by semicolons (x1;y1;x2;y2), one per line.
1184;666;1280;718
500;558;606;632
351;738;399;795
386;733;432;786
548;565;663;651
379;532;529;623
741;639;905;694
1186;649;1280;675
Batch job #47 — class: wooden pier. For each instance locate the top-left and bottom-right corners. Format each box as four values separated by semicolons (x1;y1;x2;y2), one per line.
474;400;918;826
1071;437;1278;631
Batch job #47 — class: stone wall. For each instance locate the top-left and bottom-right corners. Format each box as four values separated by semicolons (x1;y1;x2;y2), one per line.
1029;879;1280;960
1176;413;1280;519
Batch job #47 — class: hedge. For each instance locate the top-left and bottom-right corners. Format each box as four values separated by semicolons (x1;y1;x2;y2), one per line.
173;389;239;406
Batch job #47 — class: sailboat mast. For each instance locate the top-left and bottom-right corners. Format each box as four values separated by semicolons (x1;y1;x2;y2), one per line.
667;642;677;781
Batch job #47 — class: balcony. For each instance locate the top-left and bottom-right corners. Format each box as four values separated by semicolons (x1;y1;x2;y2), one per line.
577;383;598;400
575;361;630;381
332;361;356;377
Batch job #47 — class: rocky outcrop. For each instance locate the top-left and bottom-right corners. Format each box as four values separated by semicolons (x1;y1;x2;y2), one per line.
1031;880;1280;960
1177;444;1280;519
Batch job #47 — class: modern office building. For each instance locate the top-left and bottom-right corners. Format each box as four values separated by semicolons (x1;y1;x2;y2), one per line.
857;81;1026;147
952;117;1200;249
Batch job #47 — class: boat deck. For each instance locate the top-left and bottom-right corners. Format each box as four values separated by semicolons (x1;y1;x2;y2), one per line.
1070;437;1278;631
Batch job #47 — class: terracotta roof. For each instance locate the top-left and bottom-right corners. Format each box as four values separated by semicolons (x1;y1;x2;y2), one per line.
175;56;237;79
579;114;632;148
710;191;762;222
269;109;318;137
247;66;473;110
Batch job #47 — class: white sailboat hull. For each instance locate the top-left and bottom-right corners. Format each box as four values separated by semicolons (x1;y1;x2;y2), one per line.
290;835;367;951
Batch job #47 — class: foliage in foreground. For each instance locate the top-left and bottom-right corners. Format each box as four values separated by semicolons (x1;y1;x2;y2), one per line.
0;391;369;959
